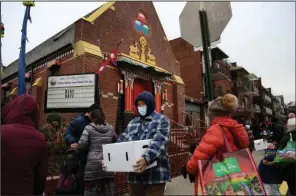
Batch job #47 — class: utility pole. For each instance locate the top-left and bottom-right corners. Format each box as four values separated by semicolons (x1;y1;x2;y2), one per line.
199;10;213;101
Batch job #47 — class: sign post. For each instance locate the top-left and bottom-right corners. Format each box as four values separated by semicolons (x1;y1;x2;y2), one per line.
199;10;213;101
180;2;232;101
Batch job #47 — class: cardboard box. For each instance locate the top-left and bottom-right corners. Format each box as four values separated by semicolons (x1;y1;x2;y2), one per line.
102;139;157;172
254;139;268;151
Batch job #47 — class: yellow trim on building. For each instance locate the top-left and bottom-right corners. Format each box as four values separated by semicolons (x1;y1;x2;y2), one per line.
82;2;116;24
110;6;116;11
119;53;172;75
173;75;185;85
9;88;17;96
74;40;103;58
32;77;43;87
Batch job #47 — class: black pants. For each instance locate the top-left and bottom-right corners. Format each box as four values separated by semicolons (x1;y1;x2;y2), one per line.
282;164;296;196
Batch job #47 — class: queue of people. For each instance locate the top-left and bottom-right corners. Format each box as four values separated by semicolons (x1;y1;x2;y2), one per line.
1;93;295;196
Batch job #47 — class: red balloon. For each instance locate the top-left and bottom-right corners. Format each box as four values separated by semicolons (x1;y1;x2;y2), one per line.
136;12;148;24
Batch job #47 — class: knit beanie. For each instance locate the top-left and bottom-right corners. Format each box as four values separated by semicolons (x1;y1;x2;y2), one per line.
208;94;238;121
287;113;296;131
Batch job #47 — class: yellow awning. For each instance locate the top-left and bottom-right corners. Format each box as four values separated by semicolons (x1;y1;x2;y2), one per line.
173;75;185;85
9;88;17;96
32;77;43;87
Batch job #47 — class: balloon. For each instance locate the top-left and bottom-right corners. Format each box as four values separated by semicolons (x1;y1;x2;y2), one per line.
143;25;149;35
137;12;148;24
135;20;143;32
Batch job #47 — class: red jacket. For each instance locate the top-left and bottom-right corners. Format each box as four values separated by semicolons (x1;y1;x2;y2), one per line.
186;116;249;195
1;95;48;195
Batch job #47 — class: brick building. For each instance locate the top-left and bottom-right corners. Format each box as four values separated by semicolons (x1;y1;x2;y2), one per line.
169;37;265;125
169;38;206;131
272;95;286;122
1;2;185;129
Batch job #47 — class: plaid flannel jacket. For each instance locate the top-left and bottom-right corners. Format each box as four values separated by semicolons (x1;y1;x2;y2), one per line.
117;112;171;184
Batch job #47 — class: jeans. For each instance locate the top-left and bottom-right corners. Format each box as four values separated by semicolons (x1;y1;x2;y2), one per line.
263;184;280;196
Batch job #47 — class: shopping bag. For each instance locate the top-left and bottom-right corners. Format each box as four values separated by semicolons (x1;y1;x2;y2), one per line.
254;139;268;151
274;133;296;165
197;126;266;196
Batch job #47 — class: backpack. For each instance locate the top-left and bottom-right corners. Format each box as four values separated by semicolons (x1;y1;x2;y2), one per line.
56;149;81;194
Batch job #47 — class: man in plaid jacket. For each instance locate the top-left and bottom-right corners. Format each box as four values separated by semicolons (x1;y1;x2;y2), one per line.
117;91;170;196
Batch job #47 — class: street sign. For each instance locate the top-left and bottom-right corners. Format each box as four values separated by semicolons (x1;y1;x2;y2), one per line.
180;2;232;48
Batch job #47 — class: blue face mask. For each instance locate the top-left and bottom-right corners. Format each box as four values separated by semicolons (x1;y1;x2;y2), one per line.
138;105;147;116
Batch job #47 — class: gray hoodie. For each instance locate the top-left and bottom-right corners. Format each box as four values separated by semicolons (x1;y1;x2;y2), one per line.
78;122;117;181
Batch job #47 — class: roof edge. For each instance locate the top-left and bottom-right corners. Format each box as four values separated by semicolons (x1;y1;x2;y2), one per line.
82;2;115;24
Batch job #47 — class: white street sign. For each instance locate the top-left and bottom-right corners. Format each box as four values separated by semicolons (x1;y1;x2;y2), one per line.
180;2;232;48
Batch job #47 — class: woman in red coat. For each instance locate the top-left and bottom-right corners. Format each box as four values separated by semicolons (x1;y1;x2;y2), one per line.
186;94;249;195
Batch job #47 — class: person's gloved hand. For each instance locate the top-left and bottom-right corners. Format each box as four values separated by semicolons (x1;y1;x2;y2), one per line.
181;164;195;183
189;144;196;154
182;165;188;179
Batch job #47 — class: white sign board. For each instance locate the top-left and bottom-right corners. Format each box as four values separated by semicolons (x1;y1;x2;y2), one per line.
46;74;97;109
180;2;232;48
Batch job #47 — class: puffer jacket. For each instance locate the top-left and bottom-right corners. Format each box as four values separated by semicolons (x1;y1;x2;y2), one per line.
186;116;249;195
78;122;117;181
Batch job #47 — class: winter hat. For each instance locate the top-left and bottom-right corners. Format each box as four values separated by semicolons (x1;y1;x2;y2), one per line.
208;94;238;121
263;154;276;162
287;113;296;131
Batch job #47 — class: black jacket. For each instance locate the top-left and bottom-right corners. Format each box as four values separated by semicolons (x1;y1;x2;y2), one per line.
258;156;282;184
270;123;285;143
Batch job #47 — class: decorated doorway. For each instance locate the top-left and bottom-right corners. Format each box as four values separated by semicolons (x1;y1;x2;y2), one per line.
132;78;154;114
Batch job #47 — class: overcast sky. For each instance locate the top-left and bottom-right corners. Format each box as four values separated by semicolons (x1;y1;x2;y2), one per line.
1;2;295;103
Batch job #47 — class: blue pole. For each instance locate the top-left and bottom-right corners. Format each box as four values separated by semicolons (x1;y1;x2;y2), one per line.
17;6;30;95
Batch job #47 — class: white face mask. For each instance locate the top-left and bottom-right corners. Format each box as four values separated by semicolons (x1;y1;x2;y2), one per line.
138;105;147;116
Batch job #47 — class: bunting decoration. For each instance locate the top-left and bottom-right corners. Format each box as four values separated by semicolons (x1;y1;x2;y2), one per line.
0;23;4;38
17;1;34;96
97;39;123;75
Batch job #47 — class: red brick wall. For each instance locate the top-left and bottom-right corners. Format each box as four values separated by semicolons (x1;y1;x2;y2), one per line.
99;66;122;127
174;84;185;123
75;2;180;75
213;80;234;98
163;82;174;120
169;38;204;100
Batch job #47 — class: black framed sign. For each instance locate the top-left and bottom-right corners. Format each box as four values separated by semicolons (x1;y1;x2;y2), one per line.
45;73;99;113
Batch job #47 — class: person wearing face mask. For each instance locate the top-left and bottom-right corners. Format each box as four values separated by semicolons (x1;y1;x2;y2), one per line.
117;91;170;196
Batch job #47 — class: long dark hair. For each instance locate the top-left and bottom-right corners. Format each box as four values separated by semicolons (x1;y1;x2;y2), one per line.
91;108;105;125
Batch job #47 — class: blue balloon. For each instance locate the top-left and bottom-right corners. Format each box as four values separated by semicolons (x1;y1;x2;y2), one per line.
135;20;143;32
